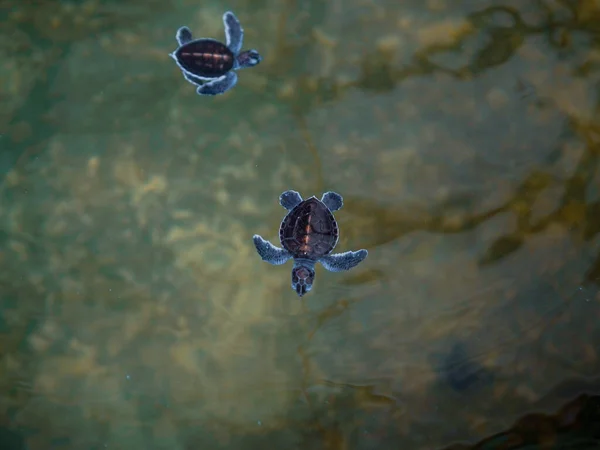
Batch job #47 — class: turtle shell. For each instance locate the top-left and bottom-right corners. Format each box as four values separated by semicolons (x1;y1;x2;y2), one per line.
279;196;339;259
174;38;235;78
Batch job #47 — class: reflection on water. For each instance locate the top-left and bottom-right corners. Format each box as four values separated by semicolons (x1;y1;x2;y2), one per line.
2;0;600;448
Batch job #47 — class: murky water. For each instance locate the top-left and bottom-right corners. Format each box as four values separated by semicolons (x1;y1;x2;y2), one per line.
1;0;600;449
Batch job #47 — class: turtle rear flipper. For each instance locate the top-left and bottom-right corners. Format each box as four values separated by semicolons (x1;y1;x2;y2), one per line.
321;191;343;211
223;11;243;54
176;26;193;46
253;235;292;265
196;72;238;96
319;249;367;272
279;190;303;210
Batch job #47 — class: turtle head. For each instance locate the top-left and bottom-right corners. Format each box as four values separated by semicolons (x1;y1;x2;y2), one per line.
291;261;315;297
236;49;262;69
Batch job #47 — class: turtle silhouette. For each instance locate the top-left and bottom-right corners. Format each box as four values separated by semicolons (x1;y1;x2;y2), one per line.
253;190;368;297
170;11;262;96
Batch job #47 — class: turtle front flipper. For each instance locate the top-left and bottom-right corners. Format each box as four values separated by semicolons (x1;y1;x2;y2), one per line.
319;249;368;272
253;235;292;265
176;26;193;46
196;72;238;96
223;11;243;54
279;190;303;210
321;191;343;211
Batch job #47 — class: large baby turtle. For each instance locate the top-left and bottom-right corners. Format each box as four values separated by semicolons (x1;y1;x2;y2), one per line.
253;190;368;297
170;11;262;96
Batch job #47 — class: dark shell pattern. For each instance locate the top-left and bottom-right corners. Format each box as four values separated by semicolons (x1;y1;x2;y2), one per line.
174;38;235;78
279;196;339;259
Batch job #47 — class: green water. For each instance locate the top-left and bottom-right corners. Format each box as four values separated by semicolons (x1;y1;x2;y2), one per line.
1;0;600;449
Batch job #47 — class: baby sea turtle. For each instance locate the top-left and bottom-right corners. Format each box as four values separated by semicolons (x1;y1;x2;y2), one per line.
253;190;368;297
170;11;262;96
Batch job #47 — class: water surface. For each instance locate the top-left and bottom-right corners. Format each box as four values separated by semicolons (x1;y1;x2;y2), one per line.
1;0;600;448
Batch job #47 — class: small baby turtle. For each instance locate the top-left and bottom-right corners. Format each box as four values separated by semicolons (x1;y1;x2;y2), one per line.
170;11;262;96
253;190;368;297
